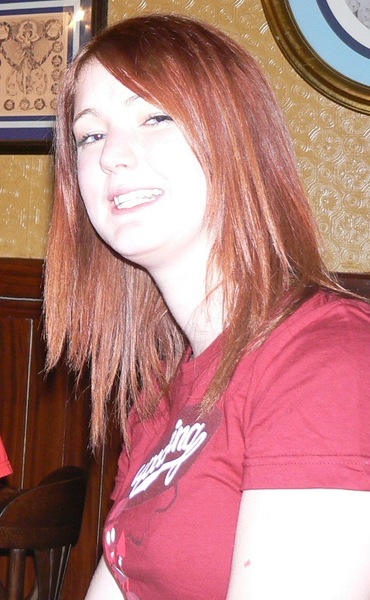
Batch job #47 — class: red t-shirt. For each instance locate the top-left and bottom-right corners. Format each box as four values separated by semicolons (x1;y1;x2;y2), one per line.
0;437;12;479
104;291;370;599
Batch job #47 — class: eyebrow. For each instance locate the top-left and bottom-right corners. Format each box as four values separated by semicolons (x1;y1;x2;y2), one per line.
72;108;98;126
73;93;142;126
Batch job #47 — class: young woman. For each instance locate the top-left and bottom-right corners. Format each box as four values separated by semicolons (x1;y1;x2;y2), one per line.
44;14;370;600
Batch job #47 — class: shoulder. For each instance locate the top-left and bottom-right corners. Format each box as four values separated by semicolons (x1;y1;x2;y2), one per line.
280;289;369;341
232;290;370;423
238;293;370;490
258;290;370;365
229;290;370;400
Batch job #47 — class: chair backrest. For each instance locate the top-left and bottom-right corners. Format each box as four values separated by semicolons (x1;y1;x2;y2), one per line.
0;466;87;550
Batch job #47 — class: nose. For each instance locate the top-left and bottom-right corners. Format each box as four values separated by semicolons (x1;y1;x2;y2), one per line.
99;130;138;173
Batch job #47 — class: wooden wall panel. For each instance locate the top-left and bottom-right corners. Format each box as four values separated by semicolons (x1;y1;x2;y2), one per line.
0;258;121;599
0;316;31;488
337;272;370;298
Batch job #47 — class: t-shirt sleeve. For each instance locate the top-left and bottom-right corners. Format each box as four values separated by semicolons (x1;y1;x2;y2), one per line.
242;296;370;491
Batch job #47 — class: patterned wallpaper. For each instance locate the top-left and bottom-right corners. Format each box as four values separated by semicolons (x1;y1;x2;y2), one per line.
0;0;369;271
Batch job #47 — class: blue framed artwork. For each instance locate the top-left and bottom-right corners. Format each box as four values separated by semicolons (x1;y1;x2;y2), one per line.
0;0;107;154
261;0;370;114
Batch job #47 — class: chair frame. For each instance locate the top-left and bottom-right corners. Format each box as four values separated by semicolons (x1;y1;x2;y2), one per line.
0;467;87;600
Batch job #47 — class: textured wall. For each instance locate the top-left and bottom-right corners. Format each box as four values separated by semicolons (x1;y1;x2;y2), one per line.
0;155;53;257
0;0;369;271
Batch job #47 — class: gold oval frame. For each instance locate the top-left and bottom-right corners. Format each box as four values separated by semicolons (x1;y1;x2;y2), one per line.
261;0;370;115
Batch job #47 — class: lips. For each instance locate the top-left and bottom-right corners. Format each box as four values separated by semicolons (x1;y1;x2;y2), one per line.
112;188;162;210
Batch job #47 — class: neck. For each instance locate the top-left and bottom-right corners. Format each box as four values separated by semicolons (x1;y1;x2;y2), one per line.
149;259;224;357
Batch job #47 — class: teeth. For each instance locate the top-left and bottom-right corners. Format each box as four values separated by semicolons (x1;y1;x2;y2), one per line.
113;188;162;209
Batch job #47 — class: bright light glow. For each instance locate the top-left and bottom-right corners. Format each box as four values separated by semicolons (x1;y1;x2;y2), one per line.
74;8;85;23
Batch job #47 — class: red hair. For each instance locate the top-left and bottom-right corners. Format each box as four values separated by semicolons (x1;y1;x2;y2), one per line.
44;14;337;446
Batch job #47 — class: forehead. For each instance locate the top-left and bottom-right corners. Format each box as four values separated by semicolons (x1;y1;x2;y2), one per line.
73;59;139;114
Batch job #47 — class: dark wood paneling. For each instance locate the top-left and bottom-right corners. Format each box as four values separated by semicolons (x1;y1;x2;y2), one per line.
0;258;43;299
0;299;42;319
0;258;121;599
0;317;31;487
337;272;370;298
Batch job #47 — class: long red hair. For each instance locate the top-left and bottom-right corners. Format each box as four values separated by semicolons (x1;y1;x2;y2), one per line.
44;14;338;446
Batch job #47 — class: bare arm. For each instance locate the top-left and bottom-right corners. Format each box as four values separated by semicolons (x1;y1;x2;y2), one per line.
85;556;125;599
227;489;370;599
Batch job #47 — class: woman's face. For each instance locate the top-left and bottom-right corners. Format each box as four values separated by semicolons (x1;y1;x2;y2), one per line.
73;59;210;275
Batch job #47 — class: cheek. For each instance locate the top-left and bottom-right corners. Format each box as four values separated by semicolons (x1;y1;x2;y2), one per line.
77;157;100;207
179;155;207;203
162;142;207;194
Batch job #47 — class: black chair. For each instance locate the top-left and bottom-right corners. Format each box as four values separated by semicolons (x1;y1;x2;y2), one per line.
0;466;87;600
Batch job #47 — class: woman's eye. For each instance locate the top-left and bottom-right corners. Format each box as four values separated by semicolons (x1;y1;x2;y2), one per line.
76;132;105;147
144;114;173;126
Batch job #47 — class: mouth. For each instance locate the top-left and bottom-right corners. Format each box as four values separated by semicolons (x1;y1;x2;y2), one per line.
113;188;162;210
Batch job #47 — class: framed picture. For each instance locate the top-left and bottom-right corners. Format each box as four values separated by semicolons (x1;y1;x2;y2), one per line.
0;0;107;154
261;0;370;115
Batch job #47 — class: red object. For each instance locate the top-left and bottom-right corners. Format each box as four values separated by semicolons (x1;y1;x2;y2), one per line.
0;438;11;479
104;291;370;599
